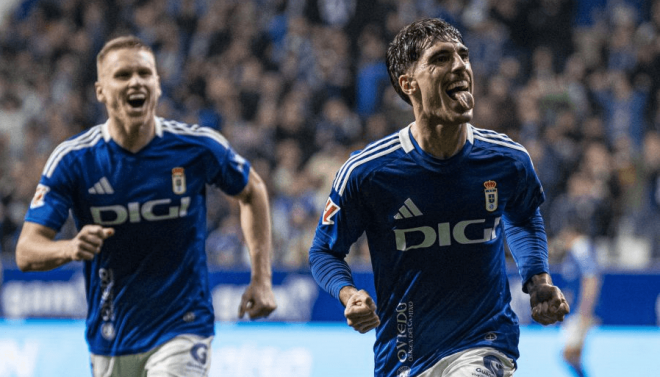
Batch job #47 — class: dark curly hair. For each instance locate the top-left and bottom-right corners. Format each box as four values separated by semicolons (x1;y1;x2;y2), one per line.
386;18;464;105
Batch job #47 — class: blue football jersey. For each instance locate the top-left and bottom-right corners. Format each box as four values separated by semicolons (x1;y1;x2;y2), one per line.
560;236;600;313
25;117;250;356
310;123;549;377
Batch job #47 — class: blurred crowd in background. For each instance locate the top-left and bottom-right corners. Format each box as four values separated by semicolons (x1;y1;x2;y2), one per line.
1;0;660;270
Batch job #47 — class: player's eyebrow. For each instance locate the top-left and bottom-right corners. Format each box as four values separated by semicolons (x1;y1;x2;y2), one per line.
424;44;469;62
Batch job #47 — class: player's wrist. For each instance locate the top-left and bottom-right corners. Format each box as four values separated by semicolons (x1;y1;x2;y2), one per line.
63;241;81;263
250;261;273;282
250;274;273;287
524;272;553;293
339;285;358;307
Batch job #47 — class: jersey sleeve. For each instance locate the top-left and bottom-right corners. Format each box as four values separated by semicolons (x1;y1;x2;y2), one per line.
503;208;550;291
308;166;368;300
24;155;76;232
504;153;546;224
202;127;251;196
503;152;550;291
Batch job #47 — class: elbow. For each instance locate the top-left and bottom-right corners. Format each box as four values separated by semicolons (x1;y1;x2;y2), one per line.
308;246;323;267
15;250;30;272
15;256;31;272
239;168;269;204
14;222;61;272
15;239;34;272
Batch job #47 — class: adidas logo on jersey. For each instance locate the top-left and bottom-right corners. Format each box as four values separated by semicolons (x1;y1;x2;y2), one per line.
394;198;422;219
88;177;115;195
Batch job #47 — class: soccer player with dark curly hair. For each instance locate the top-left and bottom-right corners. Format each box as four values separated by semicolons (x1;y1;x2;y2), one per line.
309;18;569;377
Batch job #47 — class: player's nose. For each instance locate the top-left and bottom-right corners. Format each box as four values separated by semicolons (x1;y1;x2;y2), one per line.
451;54;467;71
128;72;143;87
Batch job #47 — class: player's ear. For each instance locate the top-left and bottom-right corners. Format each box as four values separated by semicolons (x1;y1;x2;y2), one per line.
399;74;417;96
155;74;162;98
95;82;105;103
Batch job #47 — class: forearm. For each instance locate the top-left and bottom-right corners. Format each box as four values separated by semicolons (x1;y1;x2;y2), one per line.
309;244;355;300
16;223;70;272
238;177;273;284
504;209;550;291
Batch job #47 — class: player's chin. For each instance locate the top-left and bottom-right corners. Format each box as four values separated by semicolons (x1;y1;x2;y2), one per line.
454;109;473;122
125;109;152;125
125;106;147;118
443;109;473;125
441;100;473;123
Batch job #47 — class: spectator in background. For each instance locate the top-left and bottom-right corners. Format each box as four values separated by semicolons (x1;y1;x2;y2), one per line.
0;94;28;159
580;141;620;239
590;70;649;152
314;96;362;147
559;53;591;122
355;23;390;118
606;3;639;73
0;201;3;257
637;131;660;264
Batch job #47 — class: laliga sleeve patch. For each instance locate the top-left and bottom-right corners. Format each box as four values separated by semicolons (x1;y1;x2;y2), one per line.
30;184;50;209
322;198;340;225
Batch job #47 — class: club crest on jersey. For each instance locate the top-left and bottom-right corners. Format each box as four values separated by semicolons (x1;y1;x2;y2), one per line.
101;322;116;341
30;184;50;209
172;167;186;195
322;198;340;225
484;180;498;212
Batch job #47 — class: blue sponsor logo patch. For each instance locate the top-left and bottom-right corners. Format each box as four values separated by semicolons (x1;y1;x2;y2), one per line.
191;343;208;364
483;355;504;377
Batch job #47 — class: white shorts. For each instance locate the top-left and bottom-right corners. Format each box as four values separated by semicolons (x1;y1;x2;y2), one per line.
416;347;516;377
90;334;213;377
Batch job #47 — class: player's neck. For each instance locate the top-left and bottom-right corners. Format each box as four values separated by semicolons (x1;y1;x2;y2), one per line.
108;117;156;153
411;121;467;159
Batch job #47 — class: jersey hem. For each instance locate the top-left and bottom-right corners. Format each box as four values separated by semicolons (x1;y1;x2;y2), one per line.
88;328;215;356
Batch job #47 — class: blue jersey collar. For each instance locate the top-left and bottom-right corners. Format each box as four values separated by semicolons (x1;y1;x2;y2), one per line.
398;122;474;172
101;116;163;142
398;122;474;153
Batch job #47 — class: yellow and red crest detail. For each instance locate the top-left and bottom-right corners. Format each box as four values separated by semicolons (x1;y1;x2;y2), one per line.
484;180;498;212
172;167;186;195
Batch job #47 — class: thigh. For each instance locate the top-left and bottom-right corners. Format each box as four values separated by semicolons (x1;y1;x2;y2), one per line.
418;348;516;377
90;354;114;377
90;353;146;377
444;348;516;377
145;334;213;377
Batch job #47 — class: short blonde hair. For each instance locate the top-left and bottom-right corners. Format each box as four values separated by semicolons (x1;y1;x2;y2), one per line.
96;35;154;76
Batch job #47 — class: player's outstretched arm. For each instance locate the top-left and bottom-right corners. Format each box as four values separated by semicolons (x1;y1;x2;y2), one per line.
525;272;570;325
234;168;277;320
340;286;380;333
16;222;114;272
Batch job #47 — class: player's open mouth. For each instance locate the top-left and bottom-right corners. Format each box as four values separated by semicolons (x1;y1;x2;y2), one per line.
445;80;470;100
127;93;146;109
